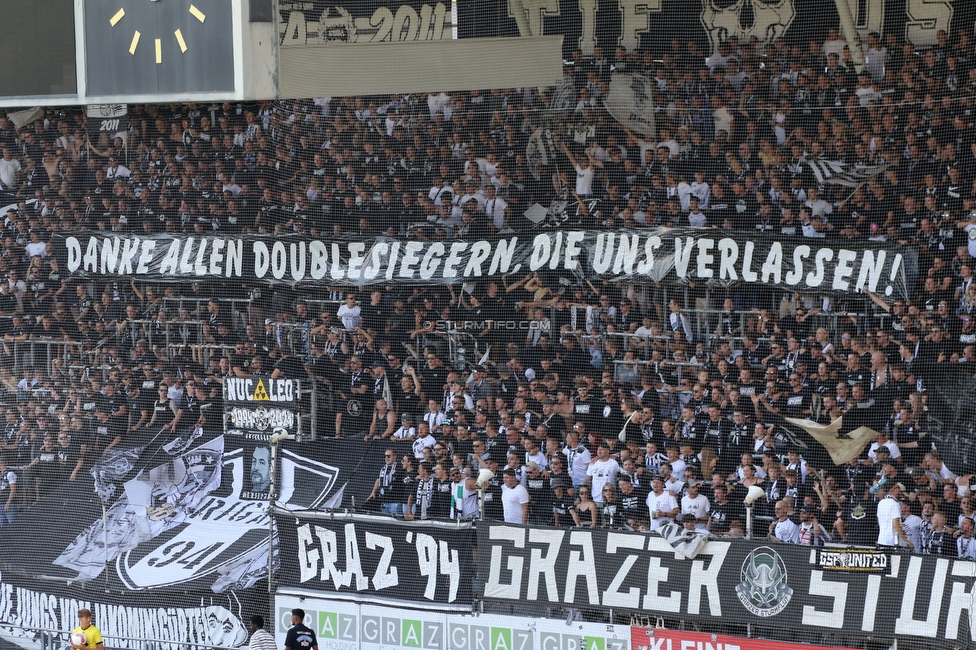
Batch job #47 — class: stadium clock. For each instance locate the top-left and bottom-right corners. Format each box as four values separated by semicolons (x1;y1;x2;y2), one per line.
84;0;235;97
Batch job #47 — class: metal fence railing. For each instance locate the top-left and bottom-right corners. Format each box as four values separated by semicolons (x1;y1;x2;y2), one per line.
11;627;246;650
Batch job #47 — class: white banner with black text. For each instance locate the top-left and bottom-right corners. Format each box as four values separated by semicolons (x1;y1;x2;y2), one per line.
53;231;917;299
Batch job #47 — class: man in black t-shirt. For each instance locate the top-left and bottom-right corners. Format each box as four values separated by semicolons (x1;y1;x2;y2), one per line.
91;408;123;455
617;475;646;529
836;494;878;545
708;484;740;535
524;462;551;524
284;609;318;650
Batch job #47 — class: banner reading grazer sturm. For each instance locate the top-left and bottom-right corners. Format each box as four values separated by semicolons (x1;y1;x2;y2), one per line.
54;231;917;299
479;522;976;644
277;512;474;610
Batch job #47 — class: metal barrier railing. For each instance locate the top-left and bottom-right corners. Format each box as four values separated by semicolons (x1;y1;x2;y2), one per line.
0;298;893;378
17;626;246;650
4;340;73;377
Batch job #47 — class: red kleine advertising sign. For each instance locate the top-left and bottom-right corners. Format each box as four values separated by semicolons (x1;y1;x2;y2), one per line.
631;627;858;650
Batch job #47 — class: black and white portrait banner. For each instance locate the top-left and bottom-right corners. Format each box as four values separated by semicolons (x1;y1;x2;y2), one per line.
54;231;916;299
277;512;474;610
479;523;976;643
603;73;655;137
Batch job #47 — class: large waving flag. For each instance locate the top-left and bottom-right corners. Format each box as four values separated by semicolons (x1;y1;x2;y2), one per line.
800;156;889;188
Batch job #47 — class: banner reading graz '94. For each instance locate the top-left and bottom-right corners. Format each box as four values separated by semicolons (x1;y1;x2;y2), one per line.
479;523;976;643
277;512;474;610
53;231;916;299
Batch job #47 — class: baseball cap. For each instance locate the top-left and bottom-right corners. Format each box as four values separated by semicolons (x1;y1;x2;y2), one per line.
370;360;386;369
551;476;571;489
401;413;413;422
685;478;699;487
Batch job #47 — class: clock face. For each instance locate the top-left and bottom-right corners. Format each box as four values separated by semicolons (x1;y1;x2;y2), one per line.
84;0;235;97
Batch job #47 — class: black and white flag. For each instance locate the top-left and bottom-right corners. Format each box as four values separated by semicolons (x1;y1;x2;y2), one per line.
801;156;888;188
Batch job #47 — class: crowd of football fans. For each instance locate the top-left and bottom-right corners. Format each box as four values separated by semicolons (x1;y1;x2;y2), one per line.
1;26;976;555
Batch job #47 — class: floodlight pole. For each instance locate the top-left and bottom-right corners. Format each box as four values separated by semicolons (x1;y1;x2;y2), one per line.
832;0;867;74
268;432;294;628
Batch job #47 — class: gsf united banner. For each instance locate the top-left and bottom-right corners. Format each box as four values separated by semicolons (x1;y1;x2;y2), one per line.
277;513;474;610
479;523;976;643
272;595;631;650
54;231;917;299
279;0;452;45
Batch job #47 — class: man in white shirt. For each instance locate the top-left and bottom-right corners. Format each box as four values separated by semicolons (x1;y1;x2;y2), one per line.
804;187;833;221
501;469;529;524
105;157;132;180
336;293;362;330
428;175;454;206
958;517;976;559
0;454;16;525
483;184;508;232
864;32;886;83
797;504;830;545
867;431;901;463
822;28;847;58
899;499;923;550
411;423;437;459
560;142;602;196
680;480;710;532
24;231;47;258
248;615;277;650
769;499;800;543
0;148;21;191
877;482;911;549
585;442;620;505
563;430;591;488
646;475;679;530
687;197;707;227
